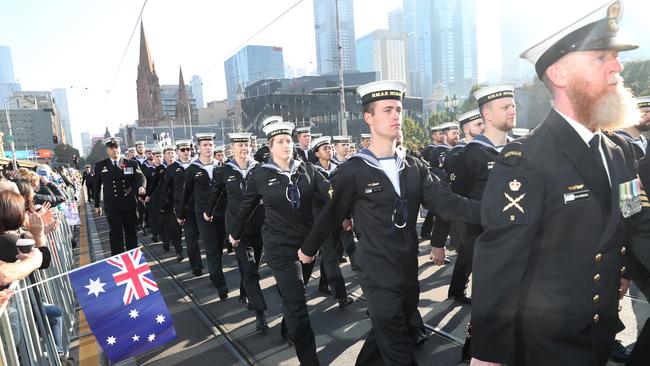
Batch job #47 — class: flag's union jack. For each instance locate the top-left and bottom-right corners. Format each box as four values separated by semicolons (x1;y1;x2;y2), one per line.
106;248;158;305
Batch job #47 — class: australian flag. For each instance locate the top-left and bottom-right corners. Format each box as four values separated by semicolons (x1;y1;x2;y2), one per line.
69;248;176;363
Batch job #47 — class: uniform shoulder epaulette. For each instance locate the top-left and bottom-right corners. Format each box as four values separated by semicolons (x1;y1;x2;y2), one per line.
497;142;526;166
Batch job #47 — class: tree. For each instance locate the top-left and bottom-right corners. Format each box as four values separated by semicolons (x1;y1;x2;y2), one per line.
457;84;484;114
86;140;107;166
622;60;650;96
402;116;428;152
53;143;81;167
428;111;449;128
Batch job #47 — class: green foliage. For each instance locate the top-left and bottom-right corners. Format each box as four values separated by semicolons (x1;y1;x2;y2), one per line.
457;84;483;114
53;143;80;166
402;116;428;152
86;140;107;166
428;111;448;127
621;60;650;97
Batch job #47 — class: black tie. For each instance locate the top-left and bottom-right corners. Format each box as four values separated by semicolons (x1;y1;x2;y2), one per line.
113;160;117;168
589;135;606;173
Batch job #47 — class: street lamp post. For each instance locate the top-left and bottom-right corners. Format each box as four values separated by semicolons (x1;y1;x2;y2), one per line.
3;98;18;171
444;94;459;120
187;102;193;139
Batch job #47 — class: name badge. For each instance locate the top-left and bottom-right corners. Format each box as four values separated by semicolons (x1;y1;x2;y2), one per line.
124;167;134;175
487;161;495;170
564;190;590;204
364;186;383;194
619;178;642;218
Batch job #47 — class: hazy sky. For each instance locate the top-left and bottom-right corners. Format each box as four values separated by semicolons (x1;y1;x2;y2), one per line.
0;0;647;151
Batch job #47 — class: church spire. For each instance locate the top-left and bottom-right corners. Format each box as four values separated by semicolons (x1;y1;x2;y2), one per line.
136;21;163;126
139;21;155;74
175;66;190;121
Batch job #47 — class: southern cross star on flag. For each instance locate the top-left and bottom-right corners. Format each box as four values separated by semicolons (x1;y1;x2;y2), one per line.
69;248;176;363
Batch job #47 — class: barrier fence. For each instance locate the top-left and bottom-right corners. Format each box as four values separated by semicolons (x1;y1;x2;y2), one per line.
0;186;80;366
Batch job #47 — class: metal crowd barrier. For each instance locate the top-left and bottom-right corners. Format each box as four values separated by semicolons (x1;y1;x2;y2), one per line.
0;185;80;366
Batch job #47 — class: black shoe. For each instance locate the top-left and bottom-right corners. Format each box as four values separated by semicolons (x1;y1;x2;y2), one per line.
338;297;354;310
415;330;428;348
318;285;332;295
151;235;159;242
338;256;347;263
218;287;229;301
609;339;630;363
192;267;203;277
256;311;269;331
450;295;472;305
281;330;294;346
176;253;183;262
162;243;170;252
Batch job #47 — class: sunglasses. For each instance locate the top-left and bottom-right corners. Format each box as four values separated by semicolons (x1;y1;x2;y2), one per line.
179;148;191;152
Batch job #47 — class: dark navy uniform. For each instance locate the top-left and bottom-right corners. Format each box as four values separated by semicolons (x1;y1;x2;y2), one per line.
301;150;480;365
420;143;451;241
179;159;228;295
133;155;150;231
148;162;169;248
293;147;317;163
171;160;202;274
472;110;649;365
254;145;271;163
81;170;94;202
231;160;329;366
93;157;145;255
206;160;267;314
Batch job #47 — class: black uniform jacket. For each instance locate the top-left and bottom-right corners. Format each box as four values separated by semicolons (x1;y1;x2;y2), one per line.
421;143;450;180
160;160;184;214
167;160;194;218
81;171;94;186
205;159;260;234
178;159;220;220
147;163;167;201
471;110;650;364
230;160;329;261
93;157;145;211
301;149;480;289
253;146;271;163
293;147;318;164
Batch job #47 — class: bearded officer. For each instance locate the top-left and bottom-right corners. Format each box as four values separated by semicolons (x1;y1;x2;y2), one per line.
471;2;648;365
93;137;146;255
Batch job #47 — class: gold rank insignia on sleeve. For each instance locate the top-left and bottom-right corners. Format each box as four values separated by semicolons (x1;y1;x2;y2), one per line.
501;178;528;224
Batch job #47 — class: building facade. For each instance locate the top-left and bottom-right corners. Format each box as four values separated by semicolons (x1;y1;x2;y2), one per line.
0;45;21;103
313;0;357;76
51;88;72;147
190;75;204;109
224;45;285;106
356;30;408;82
136;23;164;126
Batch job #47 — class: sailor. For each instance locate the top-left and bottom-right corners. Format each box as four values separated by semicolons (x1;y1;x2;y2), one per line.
253;116;283;163
293;126;317;163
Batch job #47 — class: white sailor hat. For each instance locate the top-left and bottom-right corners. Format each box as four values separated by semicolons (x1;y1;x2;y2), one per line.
512;128;530;137
102;137;122;147
145;148;153;153
295;126;311;135
637;97;650;109
332;135;351;144
134;140;145;146
357;80;407;106
175;139;193;149
195;133;215;142
360;133;371;140
311;133;323;139
263;121;295;139
262;115;283;128
349;142;357;148
473;83;516;109
214;145;225;153
152;149;163;155
458;109;482;127
163;145;175;153
311;136;332;152
429;125;444;132
439;122;460;132
520;0;637;79
127;147;136;152
228;132;253;143
250;135;258;141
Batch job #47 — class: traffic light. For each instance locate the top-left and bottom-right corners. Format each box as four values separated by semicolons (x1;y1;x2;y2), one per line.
53;135;59;144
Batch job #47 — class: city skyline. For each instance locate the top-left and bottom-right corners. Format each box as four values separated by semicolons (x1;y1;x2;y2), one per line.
1;0;648;151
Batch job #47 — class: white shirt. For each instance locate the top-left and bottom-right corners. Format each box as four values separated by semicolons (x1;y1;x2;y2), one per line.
378;157;401;196
555;109;611;185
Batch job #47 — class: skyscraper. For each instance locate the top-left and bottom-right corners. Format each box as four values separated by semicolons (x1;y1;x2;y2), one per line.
0;45;21;102
388;8;404;33
356;30;408;82
52;88;73;147
190;75;204;109
224;45;284;106
313;0;357;76
403;0;478;101
136;22;163;126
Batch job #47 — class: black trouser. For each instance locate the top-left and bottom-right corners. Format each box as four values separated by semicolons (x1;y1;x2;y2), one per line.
105;207;138;255
356;286;419;366
196;208;226;290
137;200;146;229
270;256;319;366
184;210;202;270
149;198;168;244
233;230;266;311
627;284;650;366
448;223;479;298
318;234;347;299
164;211;183;254
85;184;93;202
